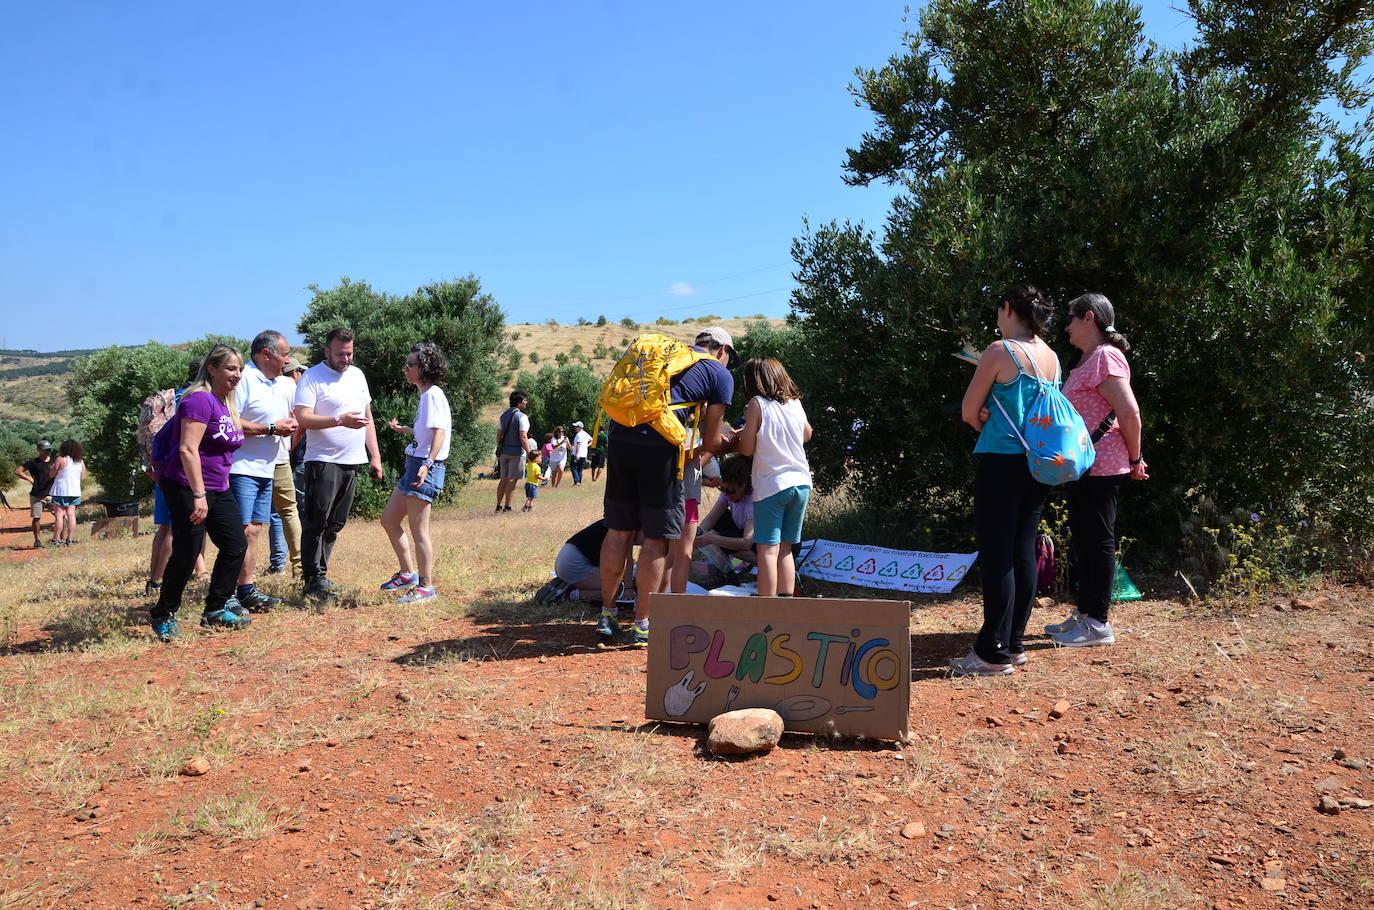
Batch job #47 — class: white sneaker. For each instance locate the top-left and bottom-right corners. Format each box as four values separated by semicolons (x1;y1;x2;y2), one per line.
949;649;1014;677
1044;610;1081;635
1051;617;1115;647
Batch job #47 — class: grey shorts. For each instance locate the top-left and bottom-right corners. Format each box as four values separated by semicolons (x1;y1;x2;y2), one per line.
29;495;51;519
499;453;525;480
553;543;597;586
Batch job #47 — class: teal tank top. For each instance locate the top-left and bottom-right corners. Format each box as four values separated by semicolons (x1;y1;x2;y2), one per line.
973;341;1059;455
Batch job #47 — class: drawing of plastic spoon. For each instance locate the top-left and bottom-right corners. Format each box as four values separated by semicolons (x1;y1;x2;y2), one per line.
834;705;875;714
723;685;740;712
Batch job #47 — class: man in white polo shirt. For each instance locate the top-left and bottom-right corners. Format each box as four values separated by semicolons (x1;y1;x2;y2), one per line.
229;330;300;613
293;327;383;602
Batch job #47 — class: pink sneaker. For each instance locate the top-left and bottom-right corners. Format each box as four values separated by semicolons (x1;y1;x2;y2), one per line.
948;649;1014;677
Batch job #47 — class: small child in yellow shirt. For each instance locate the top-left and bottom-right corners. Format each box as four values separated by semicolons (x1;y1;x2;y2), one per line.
523;451;542;511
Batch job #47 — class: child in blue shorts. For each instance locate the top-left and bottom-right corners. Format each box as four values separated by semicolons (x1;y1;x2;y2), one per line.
735;358;813;597
523;450;541;511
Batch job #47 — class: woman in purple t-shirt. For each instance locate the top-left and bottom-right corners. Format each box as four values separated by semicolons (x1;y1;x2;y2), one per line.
150;343;250;641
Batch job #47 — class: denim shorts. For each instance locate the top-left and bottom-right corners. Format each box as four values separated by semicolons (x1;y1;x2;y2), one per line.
52;495;80;508
753;485;811;546
228;473;273;525
399;455;445;503
525;482;539;499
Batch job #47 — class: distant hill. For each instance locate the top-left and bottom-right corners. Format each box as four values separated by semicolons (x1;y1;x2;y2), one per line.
0;349;96;423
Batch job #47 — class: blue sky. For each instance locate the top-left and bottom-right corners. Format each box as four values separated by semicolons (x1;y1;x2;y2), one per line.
2;1;1201;351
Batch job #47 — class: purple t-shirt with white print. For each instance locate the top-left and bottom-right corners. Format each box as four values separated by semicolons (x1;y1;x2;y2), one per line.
162;391;244;492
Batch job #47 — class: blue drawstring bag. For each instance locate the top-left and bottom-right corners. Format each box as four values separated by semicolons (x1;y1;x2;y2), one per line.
992;341;1095;486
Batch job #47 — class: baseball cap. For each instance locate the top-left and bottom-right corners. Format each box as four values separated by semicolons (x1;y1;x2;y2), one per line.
282;355;305;374
37;440;53;451
572;420;584;427
695;327;740;370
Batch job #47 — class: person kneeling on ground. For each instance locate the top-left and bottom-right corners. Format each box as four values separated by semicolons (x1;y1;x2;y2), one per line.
693;454;757;573
534;519;636;606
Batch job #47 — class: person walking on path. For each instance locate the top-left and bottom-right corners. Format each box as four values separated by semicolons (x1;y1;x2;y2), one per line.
735;358;813;597
292;328;383;603
569;421;592;486
228;331;299;613
494;391;530;512
597;326;739;647
149;344;249;641
955;284;1060;676
15;440;54;549
1046;293;1149;648
380;341;452;604
47;440;86;547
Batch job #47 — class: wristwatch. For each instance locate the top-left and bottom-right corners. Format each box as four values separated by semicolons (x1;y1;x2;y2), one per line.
267;422;276;437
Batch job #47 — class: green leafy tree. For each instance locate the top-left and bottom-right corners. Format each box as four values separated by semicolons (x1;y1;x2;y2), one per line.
596;314;608;326
514;363;601;439
620;317;637;329
66;336;249;498
789;0;1374;566
297;276;511;514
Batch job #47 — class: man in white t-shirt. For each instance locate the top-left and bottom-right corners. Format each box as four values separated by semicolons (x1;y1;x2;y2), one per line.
229;330;300;612
570;420;593;486
292;327;383;602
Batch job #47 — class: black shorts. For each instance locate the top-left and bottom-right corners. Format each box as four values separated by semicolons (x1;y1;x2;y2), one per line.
603;436;684;540
589;451;605;469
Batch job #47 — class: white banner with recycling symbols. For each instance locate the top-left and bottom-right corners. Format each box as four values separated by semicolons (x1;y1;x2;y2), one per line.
797;539;978;594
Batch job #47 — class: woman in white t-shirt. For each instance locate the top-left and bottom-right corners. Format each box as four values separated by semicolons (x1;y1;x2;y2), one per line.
381;341;452;604
547;425;570;488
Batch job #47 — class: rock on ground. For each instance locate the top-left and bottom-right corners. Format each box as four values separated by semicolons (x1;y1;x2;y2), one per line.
707;708;784;755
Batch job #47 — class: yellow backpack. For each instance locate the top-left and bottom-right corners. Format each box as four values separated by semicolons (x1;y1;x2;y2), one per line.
595;333;712;471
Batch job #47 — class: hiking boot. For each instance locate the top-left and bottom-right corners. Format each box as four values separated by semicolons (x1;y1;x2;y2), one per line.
1050;618;1115;647
1044;610;1082;635
534;578;571;605
317;577;341;593
303;579;337;604
948;650;1014;677
380;572;418;591
223;596;248;617
200;608;251;630
596;612;621;638
397;585;435;604
150;616;178;642
238;590;280;613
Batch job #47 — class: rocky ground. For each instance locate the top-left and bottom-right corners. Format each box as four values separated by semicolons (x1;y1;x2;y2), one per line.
0;487;1370;910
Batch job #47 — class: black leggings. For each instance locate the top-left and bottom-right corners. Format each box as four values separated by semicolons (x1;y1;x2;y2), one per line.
974;454;1050;664
1069;474;1124;623
154;479;247;620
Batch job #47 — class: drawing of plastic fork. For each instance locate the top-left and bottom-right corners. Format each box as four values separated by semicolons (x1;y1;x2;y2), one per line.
723;685;740;712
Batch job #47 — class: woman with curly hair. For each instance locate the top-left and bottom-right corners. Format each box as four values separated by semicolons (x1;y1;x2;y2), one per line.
381;341;452;603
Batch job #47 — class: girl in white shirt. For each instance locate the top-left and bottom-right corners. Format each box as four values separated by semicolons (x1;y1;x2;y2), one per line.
48;439;87;546
381;342;452;603
736;358;813;596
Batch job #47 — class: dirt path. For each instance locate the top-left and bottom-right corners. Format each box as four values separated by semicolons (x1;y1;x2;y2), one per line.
0;481;1370;909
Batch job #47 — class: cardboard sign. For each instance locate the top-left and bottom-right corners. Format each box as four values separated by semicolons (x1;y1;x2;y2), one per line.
798;539;978;594
644;594;911;741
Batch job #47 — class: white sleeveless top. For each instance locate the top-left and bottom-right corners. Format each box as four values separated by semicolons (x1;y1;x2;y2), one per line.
750;397;811;501
50;457;83;497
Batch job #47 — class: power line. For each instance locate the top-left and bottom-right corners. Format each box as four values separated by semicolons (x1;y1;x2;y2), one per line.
510;263;792;313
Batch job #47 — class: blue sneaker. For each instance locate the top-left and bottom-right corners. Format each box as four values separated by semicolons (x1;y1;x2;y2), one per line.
595;612;620;638
396;585;435;604
200;608;251;630
151;616;178;642
380;572;418;591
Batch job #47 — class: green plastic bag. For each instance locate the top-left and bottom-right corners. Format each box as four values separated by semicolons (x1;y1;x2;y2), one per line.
1112;564;1143;602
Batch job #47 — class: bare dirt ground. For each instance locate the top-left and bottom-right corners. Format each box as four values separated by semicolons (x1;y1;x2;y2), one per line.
0;482;1371;910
